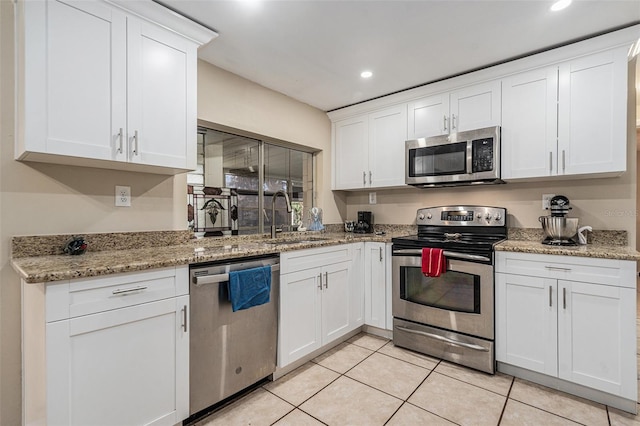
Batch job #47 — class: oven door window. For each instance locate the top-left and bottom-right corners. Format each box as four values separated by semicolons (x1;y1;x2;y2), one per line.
399;266;480;314
409;141;467;177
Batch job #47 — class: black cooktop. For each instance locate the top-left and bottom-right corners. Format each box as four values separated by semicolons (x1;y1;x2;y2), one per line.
392;225;507;256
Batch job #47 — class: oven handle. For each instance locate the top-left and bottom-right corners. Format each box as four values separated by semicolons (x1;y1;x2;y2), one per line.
395;325;489;352
392;249;490;262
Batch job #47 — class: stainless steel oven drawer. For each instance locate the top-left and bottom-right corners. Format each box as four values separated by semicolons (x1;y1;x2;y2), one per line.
393;318;494;374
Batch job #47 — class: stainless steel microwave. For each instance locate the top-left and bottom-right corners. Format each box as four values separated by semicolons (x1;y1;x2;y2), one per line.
405;126;502;187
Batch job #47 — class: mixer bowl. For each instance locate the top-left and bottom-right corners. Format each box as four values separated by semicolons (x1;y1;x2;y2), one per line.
539;216;579;240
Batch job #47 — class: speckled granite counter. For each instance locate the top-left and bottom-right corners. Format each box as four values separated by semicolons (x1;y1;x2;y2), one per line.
11;226;415;284
496;228;640;261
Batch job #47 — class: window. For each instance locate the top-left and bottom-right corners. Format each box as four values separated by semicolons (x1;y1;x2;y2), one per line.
188;127;315;236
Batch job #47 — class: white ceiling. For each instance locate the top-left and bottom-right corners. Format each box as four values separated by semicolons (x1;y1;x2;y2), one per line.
159;0;639;112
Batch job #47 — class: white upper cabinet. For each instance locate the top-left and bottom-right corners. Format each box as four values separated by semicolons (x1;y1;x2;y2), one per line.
15;0;215;174
557;48;627;176
407;81;501;139
333;104;407;190
502;47;627;180
501;67;558;179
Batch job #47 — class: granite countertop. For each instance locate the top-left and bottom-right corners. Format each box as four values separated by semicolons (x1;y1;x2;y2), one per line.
496;228;640;261
11;226;414;284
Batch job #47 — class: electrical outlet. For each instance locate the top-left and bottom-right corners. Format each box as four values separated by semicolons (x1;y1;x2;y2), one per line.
369;192;377;205
542;193;555;210
115;185;131;207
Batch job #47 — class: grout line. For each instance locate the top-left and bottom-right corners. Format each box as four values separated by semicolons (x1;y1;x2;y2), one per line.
496;375;515;424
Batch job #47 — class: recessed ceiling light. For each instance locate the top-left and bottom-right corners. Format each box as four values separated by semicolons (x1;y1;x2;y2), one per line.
550;0;572;11
361;71;373;79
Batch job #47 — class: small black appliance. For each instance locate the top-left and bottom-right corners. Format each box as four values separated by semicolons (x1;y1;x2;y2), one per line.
354;211;374;234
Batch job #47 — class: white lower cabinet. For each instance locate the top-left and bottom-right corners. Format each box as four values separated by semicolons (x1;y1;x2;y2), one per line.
364;242;387;329
22;266;189;426
279;244;362;367
496;252;637;403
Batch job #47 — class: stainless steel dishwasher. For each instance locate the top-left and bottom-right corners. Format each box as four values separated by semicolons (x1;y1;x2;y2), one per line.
189;254;279;417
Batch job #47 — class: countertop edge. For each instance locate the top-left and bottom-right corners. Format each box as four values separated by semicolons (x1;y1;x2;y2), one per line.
495;241;640;261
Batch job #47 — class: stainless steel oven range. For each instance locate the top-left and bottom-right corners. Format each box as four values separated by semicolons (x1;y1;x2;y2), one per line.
392;205;507;373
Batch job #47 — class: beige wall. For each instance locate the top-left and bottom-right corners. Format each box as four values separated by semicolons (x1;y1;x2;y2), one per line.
0;4;187;423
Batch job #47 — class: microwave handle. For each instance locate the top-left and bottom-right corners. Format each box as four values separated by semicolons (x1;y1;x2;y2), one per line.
392;249;490;263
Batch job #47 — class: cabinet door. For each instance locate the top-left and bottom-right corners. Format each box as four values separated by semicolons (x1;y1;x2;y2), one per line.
47;296;189;426
450;81;501;133
558;48;627;176
21;0;127;162
496;273;557;376
407;93;449;139
364;242;386;329
321;261;352;343
333;115;369;189
558;280;637;399
279;269;323;366
501;67;558;179
369;105;408;188
350;243;365;328
127;18;197;170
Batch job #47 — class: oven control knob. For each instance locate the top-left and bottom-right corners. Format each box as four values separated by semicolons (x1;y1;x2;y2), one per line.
476;213;482;219
418;213;425;220
495;213;502;221
485;213;492;221
426;213;432;219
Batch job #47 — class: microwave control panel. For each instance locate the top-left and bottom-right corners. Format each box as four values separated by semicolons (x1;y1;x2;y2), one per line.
472;138;494;173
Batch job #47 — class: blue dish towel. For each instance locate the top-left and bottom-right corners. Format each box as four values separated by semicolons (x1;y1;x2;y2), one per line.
228;265;272;312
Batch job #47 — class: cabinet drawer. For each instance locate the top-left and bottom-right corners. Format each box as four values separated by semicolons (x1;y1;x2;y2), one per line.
281;244;356;274
46;266;189;322
495;251;635;287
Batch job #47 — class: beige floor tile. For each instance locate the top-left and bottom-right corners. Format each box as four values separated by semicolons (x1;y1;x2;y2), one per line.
197;388;294;426
272;409;325;426
434;361;513;396
377;341;439;370
609;405;640;426
264;362;339;406
501;399;581;425
299;376;402;426
346;352;429;399
347;332;389;351
509;379;608;426
312;342;373;374
386;403;456;425
408;372;506;426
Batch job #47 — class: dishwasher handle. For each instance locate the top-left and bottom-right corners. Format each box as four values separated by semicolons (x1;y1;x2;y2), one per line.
193;264;280;286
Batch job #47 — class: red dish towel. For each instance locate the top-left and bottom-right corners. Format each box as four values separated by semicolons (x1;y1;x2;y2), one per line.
422;248;446;277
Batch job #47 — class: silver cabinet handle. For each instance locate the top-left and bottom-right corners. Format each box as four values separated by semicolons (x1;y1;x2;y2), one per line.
395;325;489;352
443;115;448;132
549;152;553;174
379;247;383;262
563;287;567;310
363;171;366;185
112;286;147;295
549;286;552;307
369;171;372;184
132;130;139;156
324;272;328;289
318;273;322;290
117;128;123;154
545;266;572;272
562;150;566;173
181;305;188;332
452;113;456;130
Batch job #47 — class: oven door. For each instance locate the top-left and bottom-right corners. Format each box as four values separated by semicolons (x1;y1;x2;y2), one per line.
392;250;494;340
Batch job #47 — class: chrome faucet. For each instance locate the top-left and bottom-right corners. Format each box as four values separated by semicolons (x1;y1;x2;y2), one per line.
271;190;292;238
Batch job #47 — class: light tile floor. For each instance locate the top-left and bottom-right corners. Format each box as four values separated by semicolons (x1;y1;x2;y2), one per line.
196;296;640;426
